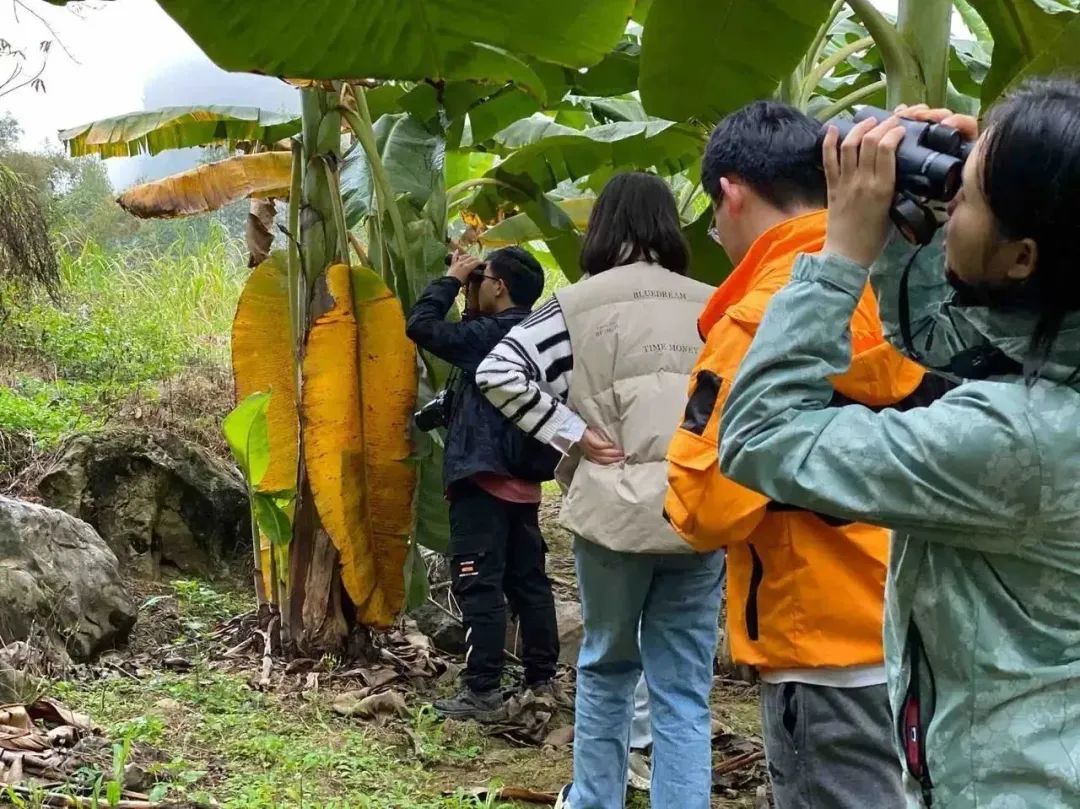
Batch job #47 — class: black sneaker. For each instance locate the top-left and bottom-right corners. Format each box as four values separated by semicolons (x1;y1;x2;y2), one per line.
432;687;506;723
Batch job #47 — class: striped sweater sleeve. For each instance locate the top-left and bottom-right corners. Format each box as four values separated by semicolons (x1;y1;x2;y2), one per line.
475;297;587;453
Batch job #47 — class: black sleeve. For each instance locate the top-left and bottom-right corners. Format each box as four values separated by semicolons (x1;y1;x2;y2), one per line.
405;277;503;373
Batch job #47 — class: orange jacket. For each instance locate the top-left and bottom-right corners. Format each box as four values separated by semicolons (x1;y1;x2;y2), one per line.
665;210;930;672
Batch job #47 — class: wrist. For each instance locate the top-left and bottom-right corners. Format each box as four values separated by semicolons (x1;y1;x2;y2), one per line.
821;239;875;269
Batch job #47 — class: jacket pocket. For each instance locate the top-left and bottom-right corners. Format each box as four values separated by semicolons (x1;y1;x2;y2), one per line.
664;427;718;545
746;544;764;642
680;370;723;435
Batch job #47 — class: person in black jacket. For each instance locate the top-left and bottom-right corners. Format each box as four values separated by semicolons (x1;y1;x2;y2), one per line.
406;246;560;722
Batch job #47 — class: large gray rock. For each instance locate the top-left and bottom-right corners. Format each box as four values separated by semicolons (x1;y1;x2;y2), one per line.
37;430;250;579
410;600;467;655
0;496;136;661
507;599;583;667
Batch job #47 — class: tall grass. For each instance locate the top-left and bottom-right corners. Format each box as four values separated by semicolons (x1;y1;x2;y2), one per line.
0;222;247;451
22;223;246;382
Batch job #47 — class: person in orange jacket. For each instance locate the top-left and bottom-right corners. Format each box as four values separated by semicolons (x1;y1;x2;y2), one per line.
664;101;947;809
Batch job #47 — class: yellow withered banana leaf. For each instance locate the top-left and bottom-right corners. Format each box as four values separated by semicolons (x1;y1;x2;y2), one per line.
118;151;292;219
303;264;418;627
231;254;299;600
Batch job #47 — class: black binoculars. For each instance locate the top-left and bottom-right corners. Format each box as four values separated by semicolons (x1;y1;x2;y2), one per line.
821;106;974;245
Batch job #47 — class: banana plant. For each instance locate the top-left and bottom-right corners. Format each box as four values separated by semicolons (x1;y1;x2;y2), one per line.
139;0;637;654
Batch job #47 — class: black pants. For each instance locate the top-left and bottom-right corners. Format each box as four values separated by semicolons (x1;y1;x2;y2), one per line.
448;481;559;693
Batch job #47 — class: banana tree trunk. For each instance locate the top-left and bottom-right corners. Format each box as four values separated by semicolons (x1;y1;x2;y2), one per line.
284;87;351;654
897;0;953;108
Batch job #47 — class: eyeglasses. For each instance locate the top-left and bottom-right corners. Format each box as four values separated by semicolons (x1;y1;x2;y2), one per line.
459;271;500;296
707;225;722;246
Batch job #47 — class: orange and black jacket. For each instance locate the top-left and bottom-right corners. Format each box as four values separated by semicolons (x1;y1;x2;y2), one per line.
665;210;947;673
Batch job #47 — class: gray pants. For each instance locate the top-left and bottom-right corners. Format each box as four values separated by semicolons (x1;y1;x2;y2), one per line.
761;681;905;809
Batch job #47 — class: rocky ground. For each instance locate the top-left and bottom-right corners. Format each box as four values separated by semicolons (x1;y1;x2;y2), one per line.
0;427;765;808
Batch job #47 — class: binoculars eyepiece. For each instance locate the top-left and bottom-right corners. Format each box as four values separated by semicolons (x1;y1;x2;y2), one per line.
821;106;973;245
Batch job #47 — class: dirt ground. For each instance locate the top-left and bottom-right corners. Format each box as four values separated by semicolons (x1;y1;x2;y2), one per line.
16;496;763;809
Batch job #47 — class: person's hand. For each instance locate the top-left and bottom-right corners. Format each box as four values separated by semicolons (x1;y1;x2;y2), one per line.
894;104;978;142
447;252;482;285
580;427;625;465
821;115;907;268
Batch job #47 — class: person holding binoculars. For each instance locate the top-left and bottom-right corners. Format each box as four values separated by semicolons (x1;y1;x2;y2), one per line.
405;246;562;722
720;78;1080;808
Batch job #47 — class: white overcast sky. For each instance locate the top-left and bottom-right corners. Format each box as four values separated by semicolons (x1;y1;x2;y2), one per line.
0;0;964;186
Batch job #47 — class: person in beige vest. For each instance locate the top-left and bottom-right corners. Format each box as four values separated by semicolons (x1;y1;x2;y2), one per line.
476;172;726;809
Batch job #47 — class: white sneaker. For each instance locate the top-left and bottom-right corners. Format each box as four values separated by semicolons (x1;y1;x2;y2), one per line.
627;750;652;792
554;783;572;808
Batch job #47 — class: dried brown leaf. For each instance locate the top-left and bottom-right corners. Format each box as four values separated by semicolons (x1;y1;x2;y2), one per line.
331;689;372;717
356;690;408;722
542;724;574;749
359;668;400;689
0;707;30;730
27;698;93;732
0;727;48;752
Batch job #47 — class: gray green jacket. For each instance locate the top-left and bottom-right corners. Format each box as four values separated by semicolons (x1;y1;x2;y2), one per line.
718;230;1080;808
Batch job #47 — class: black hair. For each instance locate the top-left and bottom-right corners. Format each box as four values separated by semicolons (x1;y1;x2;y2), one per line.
979;76;1080;360
701;100;826;210
484;246;545;307
580;171;690;276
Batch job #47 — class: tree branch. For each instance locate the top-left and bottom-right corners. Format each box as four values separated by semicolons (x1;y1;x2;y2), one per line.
13;0;80;64
0;53;45;99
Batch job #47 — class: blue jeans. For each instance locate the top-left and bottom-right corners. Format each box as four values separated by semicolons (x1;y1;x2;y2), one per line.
569;537;725;809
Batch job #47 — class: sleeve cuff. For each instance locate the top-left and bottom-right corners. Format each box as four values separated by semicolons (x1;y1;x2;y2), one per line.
539;409;588;455
792;251;870;300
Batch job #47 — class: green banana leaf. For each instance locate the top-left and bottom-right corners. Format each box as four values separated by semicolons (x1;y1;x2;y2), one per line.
966;0;1080;107
470;116;704;223
341;113;444;230
481;197;595;247
638;0;835;123
566;42;641;98
155;0;635;101
59;106;301;159
401;82;544;148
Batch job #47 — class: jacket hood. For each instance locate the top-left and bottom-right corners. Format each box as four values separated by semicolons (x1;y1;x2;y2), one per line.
942;303;1080;385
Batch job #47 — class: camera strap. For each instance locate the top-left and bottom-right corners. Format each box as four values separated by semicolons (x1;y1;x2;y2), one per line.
898;250;1024;381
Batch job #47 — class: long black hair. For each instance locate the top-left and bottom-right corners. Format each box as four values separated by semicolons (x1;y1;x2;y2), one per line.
980;77;1080;359
579;171;690;276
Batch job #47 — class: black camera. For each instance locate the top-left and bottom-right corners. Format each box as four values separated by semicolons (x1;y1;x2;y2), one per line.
414;388;452;432
822;106;974;245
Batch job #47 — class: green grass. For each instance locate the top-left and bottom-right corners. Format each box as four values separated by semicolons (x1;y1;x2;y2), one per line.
0;224;246;451
7;225;245;383
52;666;514;808
40;578;523;809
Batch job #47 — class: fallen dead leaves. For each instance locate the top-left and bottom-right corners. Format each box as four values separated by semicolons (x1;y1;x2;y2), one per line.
18;588;768;807
0;696;201;808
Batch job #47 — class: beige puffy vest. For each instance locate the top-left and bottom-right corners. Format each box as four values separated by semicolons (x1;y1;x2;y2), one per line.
554;262;714;554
